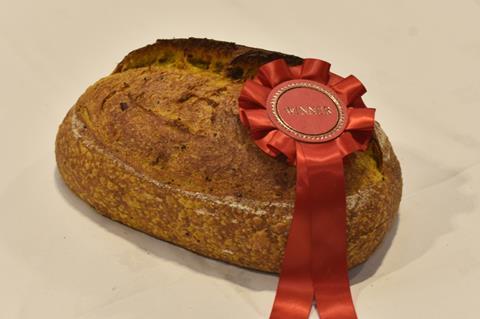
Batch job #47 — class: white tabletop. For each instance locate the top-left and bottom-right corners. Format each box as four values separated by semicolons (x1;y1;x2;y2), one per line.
1;1;479;318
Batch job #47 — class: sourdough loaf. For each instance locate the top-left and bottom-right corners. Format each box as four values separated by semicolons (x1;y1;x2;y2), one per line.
55;38;402;273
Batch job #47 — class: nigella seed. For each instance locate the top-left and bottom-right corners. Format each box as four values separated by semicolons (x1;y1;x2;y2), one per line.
120;102;129;111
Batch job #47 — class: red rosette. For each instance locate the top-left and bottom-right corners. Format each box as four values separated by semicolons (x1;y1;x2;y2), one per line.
238;58;375;319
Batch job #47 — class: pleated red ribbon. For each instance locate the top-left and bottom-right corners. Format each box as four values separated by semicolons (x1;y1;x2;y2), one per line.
238;58;375;319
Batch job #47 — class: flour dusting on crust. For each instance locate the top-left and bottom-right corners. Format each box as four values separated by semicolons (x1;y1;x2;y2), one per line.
71;111;290;216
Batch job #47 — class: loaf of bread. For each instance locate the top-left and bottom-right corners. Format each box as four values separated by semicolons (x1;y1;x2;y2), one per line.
55;38;402;273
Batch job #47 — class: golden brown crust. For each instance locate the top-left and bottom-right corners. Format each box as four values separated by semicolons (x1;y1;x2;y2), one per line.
55;38;402;272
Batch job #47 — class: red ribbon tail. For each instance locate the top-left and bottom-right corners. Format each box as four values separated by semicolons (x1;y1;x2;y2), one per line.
270;142;358;319
269;153;314;319
303;143;358;319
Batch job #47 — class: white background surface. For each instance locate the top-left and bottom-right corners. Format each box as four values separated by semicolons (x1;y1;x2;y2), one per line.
1;0;479;318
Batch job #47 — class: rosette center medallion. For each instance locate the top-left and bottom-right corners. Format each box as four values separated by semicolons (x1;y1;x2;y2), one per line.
267;79;347;143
